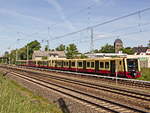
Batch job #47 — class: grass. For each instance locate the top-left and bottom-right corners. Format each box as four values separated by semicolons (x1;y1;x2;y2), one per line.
137;68;150;81
0;73;62;113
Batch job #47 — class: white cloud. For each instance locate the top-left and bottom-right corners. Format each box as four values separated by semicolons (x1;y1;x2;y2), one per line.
0;8;51;25
92;0;102;3
45;0;76;31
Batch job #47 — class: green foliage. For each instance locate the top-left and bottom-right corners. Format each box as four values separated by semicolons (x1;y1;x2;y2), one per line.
93;49;99;53
137;68;150;81
120;47;134;55
148;40;150;48
66;44;79;59
55;44;65;51
0;74;62;113
4;40;41;62
45;45;49;51
42;56;48;60
26;40;41;59
99;44;115;53
79;54;88;59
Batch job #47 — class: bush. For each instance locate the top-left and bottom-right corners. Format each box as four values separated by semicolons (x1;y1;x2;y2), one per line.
137;68;150;81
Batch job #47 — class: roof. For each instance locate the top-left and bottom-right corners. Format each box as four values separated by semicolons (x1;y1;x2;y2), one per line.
33;50;65;57
133;47;148;54
114;39;123;44
85;53;127;58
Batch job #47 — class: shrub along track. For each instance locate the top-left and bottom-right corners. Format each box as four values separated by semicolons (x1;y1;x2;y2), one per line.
0;65;150;113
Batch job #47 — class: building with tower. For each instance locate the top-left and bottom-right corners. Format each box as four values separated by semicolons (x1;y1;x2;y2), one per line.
114;39;123;53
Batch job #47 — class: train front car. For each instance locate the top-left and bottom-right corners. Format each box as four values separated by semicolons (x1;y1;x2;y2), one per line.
125;58;141;78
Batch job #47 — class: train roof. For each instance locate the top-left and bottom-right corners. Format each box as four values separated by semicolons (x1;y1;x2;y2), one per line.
16;57;139;62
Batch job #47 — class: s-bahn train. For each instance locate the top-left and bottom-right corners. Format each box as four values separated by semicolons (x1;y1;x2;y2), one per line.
16;57;141;79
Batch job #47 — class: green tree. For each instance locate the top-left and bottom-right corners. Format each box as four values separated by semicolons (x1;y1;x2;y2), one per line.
66;44;79;59
26;40;41;59
93;49;99;53
148;40;150;48
45;45;49;51
99;44;115;53
42;56;48;60
80;54;88;59
121;47;134;55
9;40;41;61
55;44;65;51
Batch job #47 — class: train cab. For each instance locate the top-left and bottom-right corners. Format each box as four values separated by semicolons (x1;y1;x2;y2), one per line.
125;58;141;78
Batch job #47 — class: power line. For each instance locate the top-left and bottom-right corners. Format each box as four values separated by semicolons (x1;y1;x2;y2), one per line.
51;7;150;41
49;2;99;29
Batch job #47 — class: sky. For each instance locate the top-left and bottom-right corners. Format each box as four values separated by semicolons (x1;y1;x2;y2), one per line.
0;0;150;55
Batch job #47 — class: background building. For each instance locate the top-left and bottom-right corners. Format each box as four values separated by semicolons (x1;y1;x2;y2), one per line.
32;50;66;60
114;39;123;53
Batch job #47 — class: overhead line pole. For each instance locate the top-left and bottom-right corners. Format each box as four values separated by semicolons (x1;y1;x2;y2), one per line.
47;27;50;50
90;28;94;53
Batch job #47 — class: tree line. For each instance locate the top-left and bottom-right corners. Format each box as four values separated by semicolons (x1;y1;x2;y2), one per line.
1;40;150;63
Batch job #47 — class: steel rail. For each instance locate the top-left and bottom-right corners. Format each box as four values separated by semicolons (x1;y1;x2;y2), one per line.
10;71;148;113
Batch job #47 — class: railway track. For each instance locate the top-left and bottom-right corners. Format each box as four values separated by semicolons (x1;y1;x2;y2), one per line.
20;65;150;89
0;65;149;112
1;65;150;89
9;71;149;113
12;67;150;101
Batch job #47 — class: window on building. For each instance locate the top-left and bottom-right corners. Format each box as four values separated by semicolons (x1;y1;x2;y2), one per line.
100;62;104;68
91;62;94;68
105;62;109;68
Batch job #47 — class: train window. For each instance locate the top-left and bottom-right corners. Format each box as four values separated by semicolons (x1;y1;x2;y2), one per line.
91;62;94;68
87;62;90;68
44;61;48;66
78;62;83;67
100;62;104;68
66;62;69;66
58;62;61;66
71;62;75;66
105;62;109;68
63;62;66;66
119;61;122;65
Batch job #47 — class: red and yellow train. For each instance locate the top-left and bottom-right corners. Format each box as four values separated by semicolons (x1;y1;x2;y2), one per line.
16;57;141;79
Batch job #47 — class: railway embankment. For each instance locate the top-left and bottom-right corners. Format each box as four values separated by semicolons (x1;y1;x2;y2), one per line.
0;65;150;113
138;68;150;81
0;72;62;113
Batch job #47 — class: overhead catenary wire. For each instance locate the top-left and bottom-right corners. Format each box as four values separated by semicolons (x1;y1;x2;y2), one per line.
59;27;150;46
51;7;150;41
48;2;100;29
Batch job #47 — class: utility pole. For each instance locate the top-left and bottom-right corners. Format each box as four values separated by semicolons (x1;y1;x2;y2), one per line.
90;28;94;53
27;46;29;65
47;27;50;51
46;40;49;51
16;38;20;62
9;55;10;65
16;49;18;61
8;47;11;65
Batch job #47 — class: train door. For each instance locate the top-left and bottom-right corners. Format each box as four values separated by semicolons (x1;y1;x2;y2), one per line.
110;60;115;74
95;60;99;72
83;61;86;70
69;60;71;69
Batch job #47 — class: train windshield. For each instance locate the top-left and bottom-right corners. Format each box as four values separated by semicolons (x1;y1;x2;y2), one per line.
127;59;138;71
